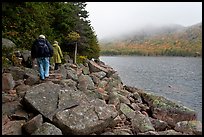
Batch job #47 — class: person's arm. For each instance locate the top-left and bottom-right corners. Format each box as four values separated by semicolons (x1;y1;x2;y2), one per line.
58;46;63;59
46;40;53;57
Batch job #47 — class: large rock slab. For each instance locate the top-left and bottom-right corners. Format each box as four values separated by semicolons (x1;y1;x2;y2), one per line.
131;111;155;133
23;81;118;135
174;120;202;135
2;38;16;49
24;74;40;86
22;114;43;135
60;64;78;80
77;74;95;91
4;66;38;81
119;103;135;119
2;101;22;116
2;73;15;91
139;91;197;126
105;77;123;91
53;98;118;135
32;122;62;135
20;50;32;67
119;103;155;134
157;129;183;135
23;82;79;121
88;60;109;73
2;120;26;135
149;117;168;131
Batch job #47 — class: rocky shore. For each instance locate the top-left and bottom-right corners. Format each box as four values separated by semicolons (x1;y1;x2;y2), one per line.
2;59;202;135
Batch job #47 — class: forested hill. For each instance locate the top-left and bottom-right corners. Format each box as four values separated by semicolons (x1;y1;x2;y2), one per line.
100;22;202;57
2;2;100;60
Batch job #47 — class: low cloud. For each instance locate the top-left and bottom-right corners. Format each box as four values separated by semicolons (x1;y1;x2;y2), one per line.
86;2;202;40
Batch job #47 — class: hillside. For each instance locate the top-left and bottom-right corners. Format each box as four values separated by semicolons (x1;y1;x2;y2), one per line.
100;22;202;57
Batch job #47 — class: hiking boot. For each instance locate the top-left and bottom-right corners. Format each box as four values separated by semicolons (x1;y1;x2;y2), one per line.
44;77;50;81
39;79;45;83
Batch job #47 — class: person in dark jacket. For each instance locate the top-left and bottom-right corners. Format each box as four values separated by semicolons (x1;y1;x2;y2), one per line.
31;34;53;80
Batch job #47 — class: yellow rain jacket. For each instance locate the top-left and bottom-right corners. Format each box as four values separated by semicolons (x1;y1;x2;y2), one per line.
52;43;63;63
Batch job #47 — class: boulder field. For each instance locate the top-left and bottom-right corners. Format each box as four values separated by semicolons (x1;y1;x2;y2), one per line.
2;59;202;135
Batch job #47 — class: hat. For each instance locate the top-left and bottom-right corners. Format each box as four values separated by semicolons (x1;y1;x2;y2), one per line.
54;41;58;44
39;34;45;39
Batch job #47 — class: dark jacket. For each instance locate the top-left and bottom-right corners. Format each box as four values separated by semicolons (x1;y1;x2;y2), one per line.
31;38;53;58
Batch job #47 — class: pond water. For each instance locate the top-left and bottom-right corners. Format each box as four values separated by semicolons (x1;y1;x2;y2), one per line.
100;56;202;122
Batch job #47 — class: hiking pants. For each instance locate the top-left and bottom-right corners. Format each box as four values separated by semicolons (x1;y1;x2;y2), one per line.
54;63;60;70
36;57;50;80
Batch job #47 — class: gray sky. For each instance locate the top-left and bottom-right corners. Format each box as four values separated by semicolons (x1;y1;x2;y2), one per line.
85;2;202;40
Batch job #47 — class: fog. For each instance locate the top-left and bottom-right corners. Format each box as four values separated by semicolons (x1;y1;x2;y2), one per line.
85;2;202;40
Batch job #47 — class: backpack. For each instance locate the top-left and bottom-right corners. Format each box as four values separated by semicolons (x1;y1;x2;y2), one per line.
37;39;50;57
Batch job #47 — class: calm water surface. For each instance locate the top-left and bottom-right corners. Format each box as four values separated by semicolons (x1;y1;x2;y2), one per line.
100;56;202;122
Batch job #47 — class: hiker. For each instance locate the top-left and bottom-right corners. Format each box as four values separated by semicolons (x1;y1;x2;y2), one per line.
52;40;63;70
31;34;53;80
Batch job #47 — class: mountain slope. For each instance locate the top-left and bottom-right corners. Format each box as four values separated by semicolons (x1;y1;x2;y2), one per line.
100;22;202;57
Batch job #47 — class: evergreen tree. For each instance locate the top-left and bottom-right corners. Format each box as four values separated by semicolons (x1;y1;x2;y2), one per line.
2;2;100;60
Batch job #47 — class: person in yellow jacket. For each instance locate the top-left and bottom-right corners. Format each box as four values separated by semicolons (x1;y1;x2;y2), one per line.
52;41;63;70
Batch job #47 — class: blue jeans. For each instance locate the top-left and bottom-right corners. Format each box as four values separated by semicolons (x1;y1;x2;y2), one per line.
36;57;50;80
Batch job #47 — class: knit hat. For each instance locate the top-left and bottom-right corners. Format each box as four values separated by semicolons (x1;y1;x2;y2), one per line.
54;41;58;44
39;34;45;39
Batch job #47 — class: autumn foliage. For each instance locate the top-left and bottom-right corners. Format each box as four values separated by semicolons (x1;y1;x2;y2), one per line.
100;23;202;57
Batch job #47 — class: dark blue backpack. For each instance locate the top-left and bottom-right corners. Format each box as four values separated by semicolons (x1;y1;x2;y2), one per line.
37;39;50;57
